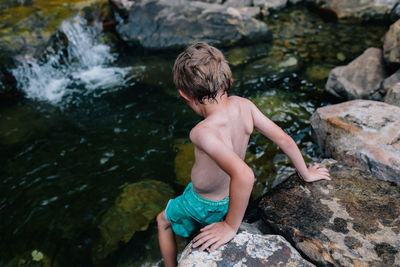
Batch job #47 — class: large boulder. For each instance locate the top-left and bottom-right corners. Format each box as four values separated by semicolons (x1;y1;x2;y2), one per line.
178;230;315;266
310;100;400;184
325;48;388;100
253;0;288;11
304;0;398;22
383;19;400;66
259;160;400;267
115;0;271;50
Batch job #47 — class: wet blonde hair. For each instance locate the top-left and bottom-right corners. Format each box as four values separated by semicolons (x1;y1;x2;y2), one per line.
173;42;232;103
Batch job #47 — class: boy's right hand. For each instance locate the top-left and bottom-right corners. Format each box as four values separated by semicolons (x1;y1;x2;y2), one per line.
298;164;331;182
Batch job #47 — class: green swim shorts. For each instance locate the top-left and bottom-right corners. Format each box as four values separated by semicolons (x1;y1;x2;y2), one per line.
165;182;229;237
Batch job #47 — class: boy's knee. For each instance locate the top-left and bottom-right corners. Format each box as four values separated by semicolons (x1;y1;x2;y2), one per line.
157;210;170;229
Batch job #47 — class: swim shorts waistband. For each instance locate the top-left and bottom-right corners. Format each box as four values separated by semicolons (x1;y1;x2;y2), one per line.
186;182;229;207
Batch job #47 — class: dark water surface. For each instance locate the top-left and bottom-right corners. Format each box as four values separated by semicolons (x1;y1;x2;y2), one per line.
0;5;387;266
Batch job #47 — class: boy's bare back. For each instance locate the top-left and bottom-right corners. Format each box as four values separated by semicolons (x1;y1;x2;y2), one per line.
190;96;253;201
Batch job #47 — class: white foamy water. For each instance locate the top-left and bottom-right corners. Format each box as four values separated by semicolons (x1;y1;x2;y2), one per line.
12;16;131;104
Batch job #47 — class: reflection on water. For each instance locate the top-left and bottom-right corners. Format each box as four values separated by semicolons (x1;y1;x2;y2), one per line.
1;4;387;267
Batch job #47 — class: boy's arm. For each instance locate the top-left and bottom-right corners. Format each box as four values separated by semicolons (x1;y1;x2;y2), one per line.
190;126;254;253
249;100;330;182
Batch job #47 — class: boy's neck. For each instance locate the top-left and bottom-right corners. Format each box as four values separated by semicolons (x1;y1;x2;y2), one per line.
198;94;229;118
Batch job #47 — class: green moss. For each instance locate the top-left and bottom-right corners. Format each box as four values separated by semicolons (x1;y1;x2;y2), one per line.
174;142;195;186
93;180;174;263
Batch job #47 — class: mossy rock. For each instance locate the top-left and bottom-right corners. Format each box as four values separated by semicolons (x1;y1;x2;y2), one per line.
93;180;174;264
174;142;195;187
249;91;309;123
224;44;270;67
303;63;334;84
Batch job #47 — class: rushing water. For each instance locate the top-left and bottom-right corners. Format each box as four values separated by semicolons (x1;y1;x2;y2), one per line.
0;4;387;267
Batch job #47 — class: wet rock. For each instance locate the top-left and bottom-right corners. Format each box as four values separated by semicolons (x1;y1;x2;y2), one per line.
115;0;271;50
178;230;315;266
383;19;400;66
92;180;174;264
259;161;400;267
174;142;195;187
6;249;57;267
385;82;400;106
372;68;400;100
305;0;398;22
224;43;270;67
391;3;400;21
310;100;400;184
254;0;288;11
325;47;388;100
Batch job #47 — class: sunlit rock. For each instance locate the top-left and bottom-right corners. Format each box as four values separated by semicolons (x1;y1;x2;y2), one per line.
174;142;195;187
311;100;400;184
254;0;288;11
304;0;398;22
383;19;400;65
115;0;271;50
260;161;400;267
385;82;400;106
93;180;174;264
178;230;315;266
325;48;388;100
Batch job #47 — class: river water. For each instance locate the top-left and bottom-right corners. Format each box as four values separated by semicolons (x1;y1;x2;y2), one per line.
0;4;387;266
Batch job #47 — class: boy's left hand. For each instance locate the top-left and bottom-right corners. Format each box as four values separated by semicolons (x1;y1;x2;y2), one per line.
192;221;236;252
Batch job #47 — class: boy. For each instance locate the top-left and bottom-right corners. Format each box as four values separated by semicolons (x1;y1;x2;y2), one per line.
157;42;330;267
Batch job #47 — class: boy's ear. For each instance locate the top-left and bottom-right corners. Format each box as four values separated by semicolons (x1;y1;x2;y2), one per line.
178;89;191;102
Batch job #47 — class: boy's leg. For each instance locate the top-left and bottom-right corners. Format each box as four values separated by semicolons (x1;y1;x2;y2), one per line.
157;210;177;267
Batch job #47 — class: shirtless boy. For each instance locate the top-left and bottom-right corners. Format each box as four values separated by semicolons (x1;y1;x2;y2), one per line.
157;42;331;267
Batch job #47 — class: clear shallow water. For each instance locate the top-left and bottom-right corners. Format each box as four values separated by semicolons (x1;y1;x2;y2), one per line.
0;5;387;266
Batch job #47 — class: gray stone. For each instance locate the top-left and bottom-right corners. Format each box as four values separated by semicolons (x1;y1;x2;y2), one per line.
304;0;398;22
310;100;400;184
385;82;400;106
178;230;315;266
115;0;271;50
383;19;400;65
223;0;252;8
325;48;388;100
253;0;288;11
259;161;400;267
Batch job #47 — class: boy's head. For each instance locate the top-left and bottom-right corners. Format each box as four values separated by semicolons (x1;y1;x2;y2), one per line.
173;42;232;104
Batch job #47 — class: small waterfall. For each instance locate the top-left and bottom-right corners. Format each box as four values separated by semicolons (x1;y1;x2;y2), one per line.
12;16;131;104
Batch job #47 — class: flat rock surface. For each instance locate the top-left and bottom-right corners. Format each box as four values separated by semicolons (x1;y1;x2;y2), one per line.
115;0;271;50
259;161;400;267
178;230;315;266
310;100;400;184
325;47;388;100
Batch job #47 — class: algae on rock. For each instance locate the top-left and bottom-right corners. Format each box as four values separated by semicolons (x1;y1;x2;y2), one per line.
174;142;195;187
93;180;174;263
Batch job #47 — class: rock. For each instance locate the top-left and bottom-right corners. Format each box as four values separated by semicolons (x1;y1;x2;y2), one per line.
310;100;400;184
6;249;57;267
371;68;400;100
325;47;388;100
174;142;195;187
92;180;174;264
383;19;400;66
304;0;398;22
391;3;400;21
385;82;400;106
304;63;334;84
224;43;270;67
115;0;271;50
223;0;252;8
178;230;315;266
253;0;288;11
259;161;400;267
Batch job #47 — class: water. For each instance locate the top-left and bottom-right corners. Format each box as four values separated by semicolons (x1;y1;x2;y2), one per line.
11;16;132;105
0;5;387;267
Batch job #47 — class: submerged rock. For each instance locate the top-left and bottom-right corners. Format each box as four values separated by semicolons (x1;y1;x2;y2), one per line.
93;180;174;264
383;19;400;66
174;142;195;187
178;230;315;266
305;0;398;22
115;0;271;50
310;100;400;184
259;161;400;267
325;48;388;100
